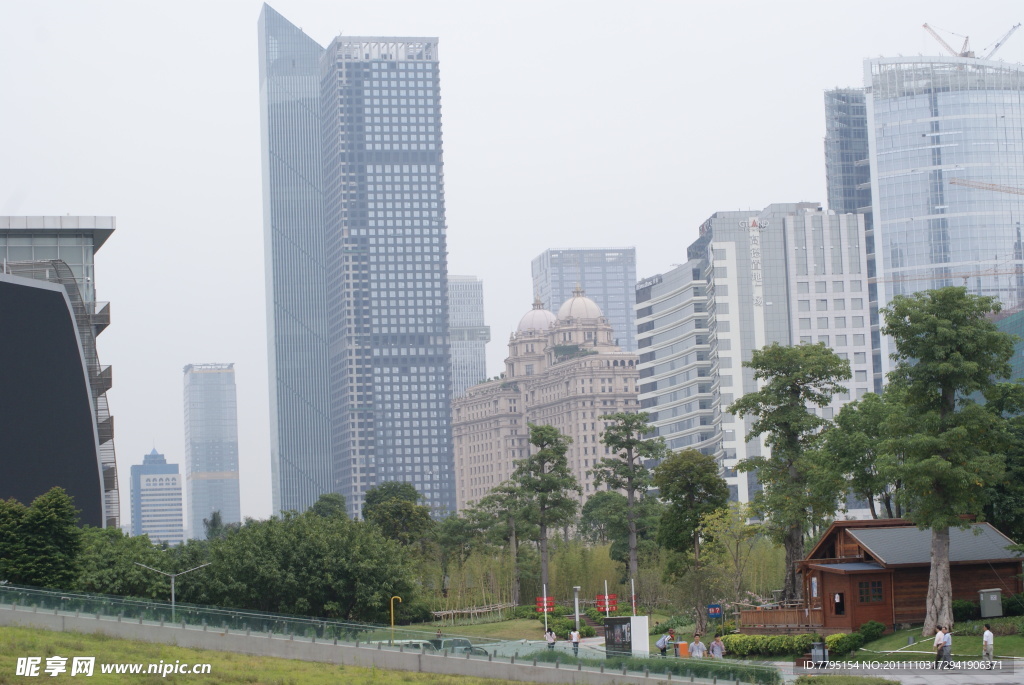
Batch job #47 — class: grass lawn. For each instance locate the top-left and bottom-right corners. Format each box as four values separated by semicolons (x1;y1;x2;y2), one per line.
410;611;677;646
0;625;528;685
855;623;1024;661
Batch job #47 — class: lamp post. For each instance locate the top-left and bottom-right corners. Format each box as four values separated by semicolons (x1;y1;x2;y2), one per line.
390;596;403;645
133;562;210;622
573;586;581;631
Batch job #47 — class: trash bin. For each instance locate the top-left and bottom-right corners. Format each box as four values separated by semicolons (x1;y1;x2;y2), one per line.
675;641;689;658
979;588;1003;618
811;642;828;665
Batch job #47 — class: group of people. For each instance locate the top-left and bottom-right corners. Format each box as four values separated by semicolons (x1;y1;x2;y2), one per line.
932;624;996;670
544;627;581;656
656;629;726;659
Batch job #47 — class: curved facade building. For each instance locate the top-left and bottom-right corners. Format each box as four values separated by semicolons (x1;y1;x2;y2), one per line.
866;57;1024;326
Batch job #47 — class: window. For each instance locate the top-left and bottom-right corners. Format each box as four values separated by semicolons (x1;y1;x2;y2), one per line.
832;281;845;292
853;334;866;346
856;370;868;382
816;281;827;293
854;352;866;364
799;318;812;330
818;336;829;346
817;317;829;329
798;282;810;294
835;335;848;346
858;580;883;603
833;299;846;310
852;298;864;309
817;299;828;311
799;300;811;311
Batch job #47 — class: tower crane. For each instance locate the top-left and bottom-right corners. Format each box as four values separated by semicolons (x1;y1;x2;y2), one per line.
983;23;1022;60
949;178;1024;196
923;23;973;57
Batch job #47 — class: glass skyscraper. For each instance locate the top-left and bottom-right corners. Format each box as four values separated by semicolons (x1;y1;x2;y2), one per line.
532;248;638;351
447;276;490;398
865;56;1024;346
258;6;456;517
183;363;240;539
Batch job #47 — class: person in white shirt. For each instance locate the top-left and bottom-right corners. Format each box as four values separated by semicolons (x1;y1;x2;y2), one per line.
690;635;707;658
933;627;945;669
569;628;581;657
982;624;994;668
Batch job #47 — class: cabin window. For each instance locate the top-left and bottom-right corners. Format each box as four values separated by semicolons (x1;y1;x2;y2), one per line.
858;580;883;603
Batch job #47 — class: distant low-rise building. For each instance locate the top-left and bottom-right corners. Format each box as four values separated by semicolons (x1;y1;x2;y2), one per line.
452;288;639;510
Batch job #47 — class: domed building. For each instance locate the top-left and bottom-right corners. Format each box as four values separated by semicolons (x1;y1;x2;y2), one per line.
452;288;639;511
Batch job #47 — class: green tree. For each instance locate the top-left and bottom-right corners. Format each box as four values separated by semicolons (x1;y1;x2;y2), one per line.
652;448;729;566
0;497;27;582
203;511;230;541
881;287;1015;635
983;383;1024;542
514;424;581;593
591;412;668;585
579;491;662;575
727;342;849;601
363;481;434;547
10;488;84;589
701;502;762;605
75;527;171;598
309;493;348;520
825;389;908;519
469;481;536;605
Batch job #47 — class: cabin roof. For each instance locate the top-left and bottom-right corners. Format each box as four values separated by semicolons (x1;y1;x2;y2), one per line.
848;524;1019;566
807;561;886;574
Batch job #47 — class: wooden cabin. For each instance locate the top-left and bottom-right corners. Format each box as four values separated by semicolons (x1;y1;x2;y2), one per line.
739;519;1022;634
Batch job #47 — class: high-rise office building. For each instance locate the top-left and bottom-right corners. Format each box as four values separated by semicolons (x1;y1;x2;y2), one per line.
448;276;490;398
183;363;240;539
532;248;638;352
258;5;333;516
0;216;119;528
636;204;873;504
130;449;184;545
826;55;1024;377
258;6;456;517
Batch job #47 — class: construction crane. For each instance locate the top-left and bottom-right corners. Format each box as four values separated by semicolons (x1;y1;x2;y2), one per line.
949;178;1024;196
983;23;1022;60
923;23;973;57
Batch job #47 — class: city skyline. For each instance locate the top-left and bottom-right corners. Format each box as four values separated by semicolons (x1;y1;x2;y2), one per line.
1;1;1021;522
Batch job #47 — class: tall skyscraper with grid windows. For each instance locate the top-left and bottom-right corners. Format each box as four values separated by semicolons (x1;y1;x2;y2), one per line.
258;5;455;518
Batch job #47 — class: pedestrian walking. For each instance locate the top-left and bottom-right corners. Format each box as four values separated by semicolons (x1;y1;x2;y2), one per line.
690;634;707;658
941;626;953;669
982;624;994;668
933;627;945;669
545;628;556;651
710;636;726;659
569;628;581;657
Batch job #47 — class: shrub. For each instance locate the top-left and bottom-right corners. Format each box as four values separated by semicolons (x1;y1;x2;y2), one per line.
1002;592;1024;617
719;633;818;657
649;614;695;635
952;599;981;622
509;605;536;620
535;604;573;621
824;632;864;657
858;620;886;643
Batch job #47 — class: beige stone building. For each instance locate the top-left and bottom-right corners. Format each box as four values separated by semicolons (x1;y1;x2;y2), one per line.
452;288;640;511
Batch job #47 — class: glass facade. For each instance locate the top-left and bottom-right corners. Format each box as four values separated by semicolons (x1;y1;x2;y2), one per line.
866;57;1024;358
183;363;240;539
259;7;457;518
533;248;638;351
258;5;333;515
447;275;490;398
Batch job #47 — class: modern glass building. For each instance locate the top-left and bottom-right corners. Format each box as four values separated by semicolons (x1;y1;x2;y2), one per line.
532;248;638;352
130;449;184;546
447;276;490;398
864;56;1024;367
258;5;333;516
258;6;457;517
0;216;118;527
183;363;240;539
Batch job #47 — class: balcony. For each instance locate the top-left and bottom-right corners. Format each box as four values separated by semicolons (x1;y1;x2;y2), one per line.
738;607;824;635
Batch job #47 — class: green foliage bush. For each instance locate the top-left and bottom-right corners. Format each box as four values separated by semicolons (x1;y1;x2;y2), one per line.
952;599;981;622
956;616;1024;637
649;614;695;635
824;632;864;657
534;605;573;620
1002;592;1024;617
510;605;536;619
858;620;886;643
529;649;782;685
719;633;818;657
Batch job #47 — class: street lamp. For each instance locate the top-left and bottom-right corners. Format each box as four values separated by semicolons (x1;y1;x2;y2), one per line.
134;562;210;622
573;586;581;632
390;596;403;645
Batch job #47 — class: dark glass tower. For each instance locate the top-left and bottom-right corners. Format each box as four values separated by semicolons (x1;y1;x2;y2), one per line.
259;7;456;517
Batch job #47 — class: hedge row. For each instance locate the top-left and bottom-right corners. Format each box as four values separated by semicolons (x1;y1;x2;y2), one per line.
721;633;819;657
530;649;782;685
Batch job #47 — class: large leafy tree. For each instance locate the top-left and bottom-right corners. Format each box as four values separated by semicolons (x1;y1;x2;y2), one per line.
591;412;668;584
75;527;172;598
701;502;762;605
362;481;434;547
824;388;908;519
0;488;83;589
579;490;663;574
468;481;536;605
513;424;581;592
727;342;849;601
652;448;729;566
309;493;348;520
881;286;1015;636
982;383;1024;542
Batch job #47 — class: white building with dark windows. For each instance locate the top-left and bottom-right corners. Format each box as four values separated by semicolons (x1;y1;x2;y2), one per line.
130;449;184;546
636;204;874;505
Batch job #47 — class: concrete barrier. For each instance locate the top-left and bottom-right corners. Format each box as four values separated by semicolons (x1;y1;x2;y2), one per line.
0;603;708;684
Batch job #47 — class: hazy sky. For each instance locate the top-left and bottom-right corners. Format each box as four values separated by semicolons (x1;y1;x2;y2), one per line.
1;1;1021;524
